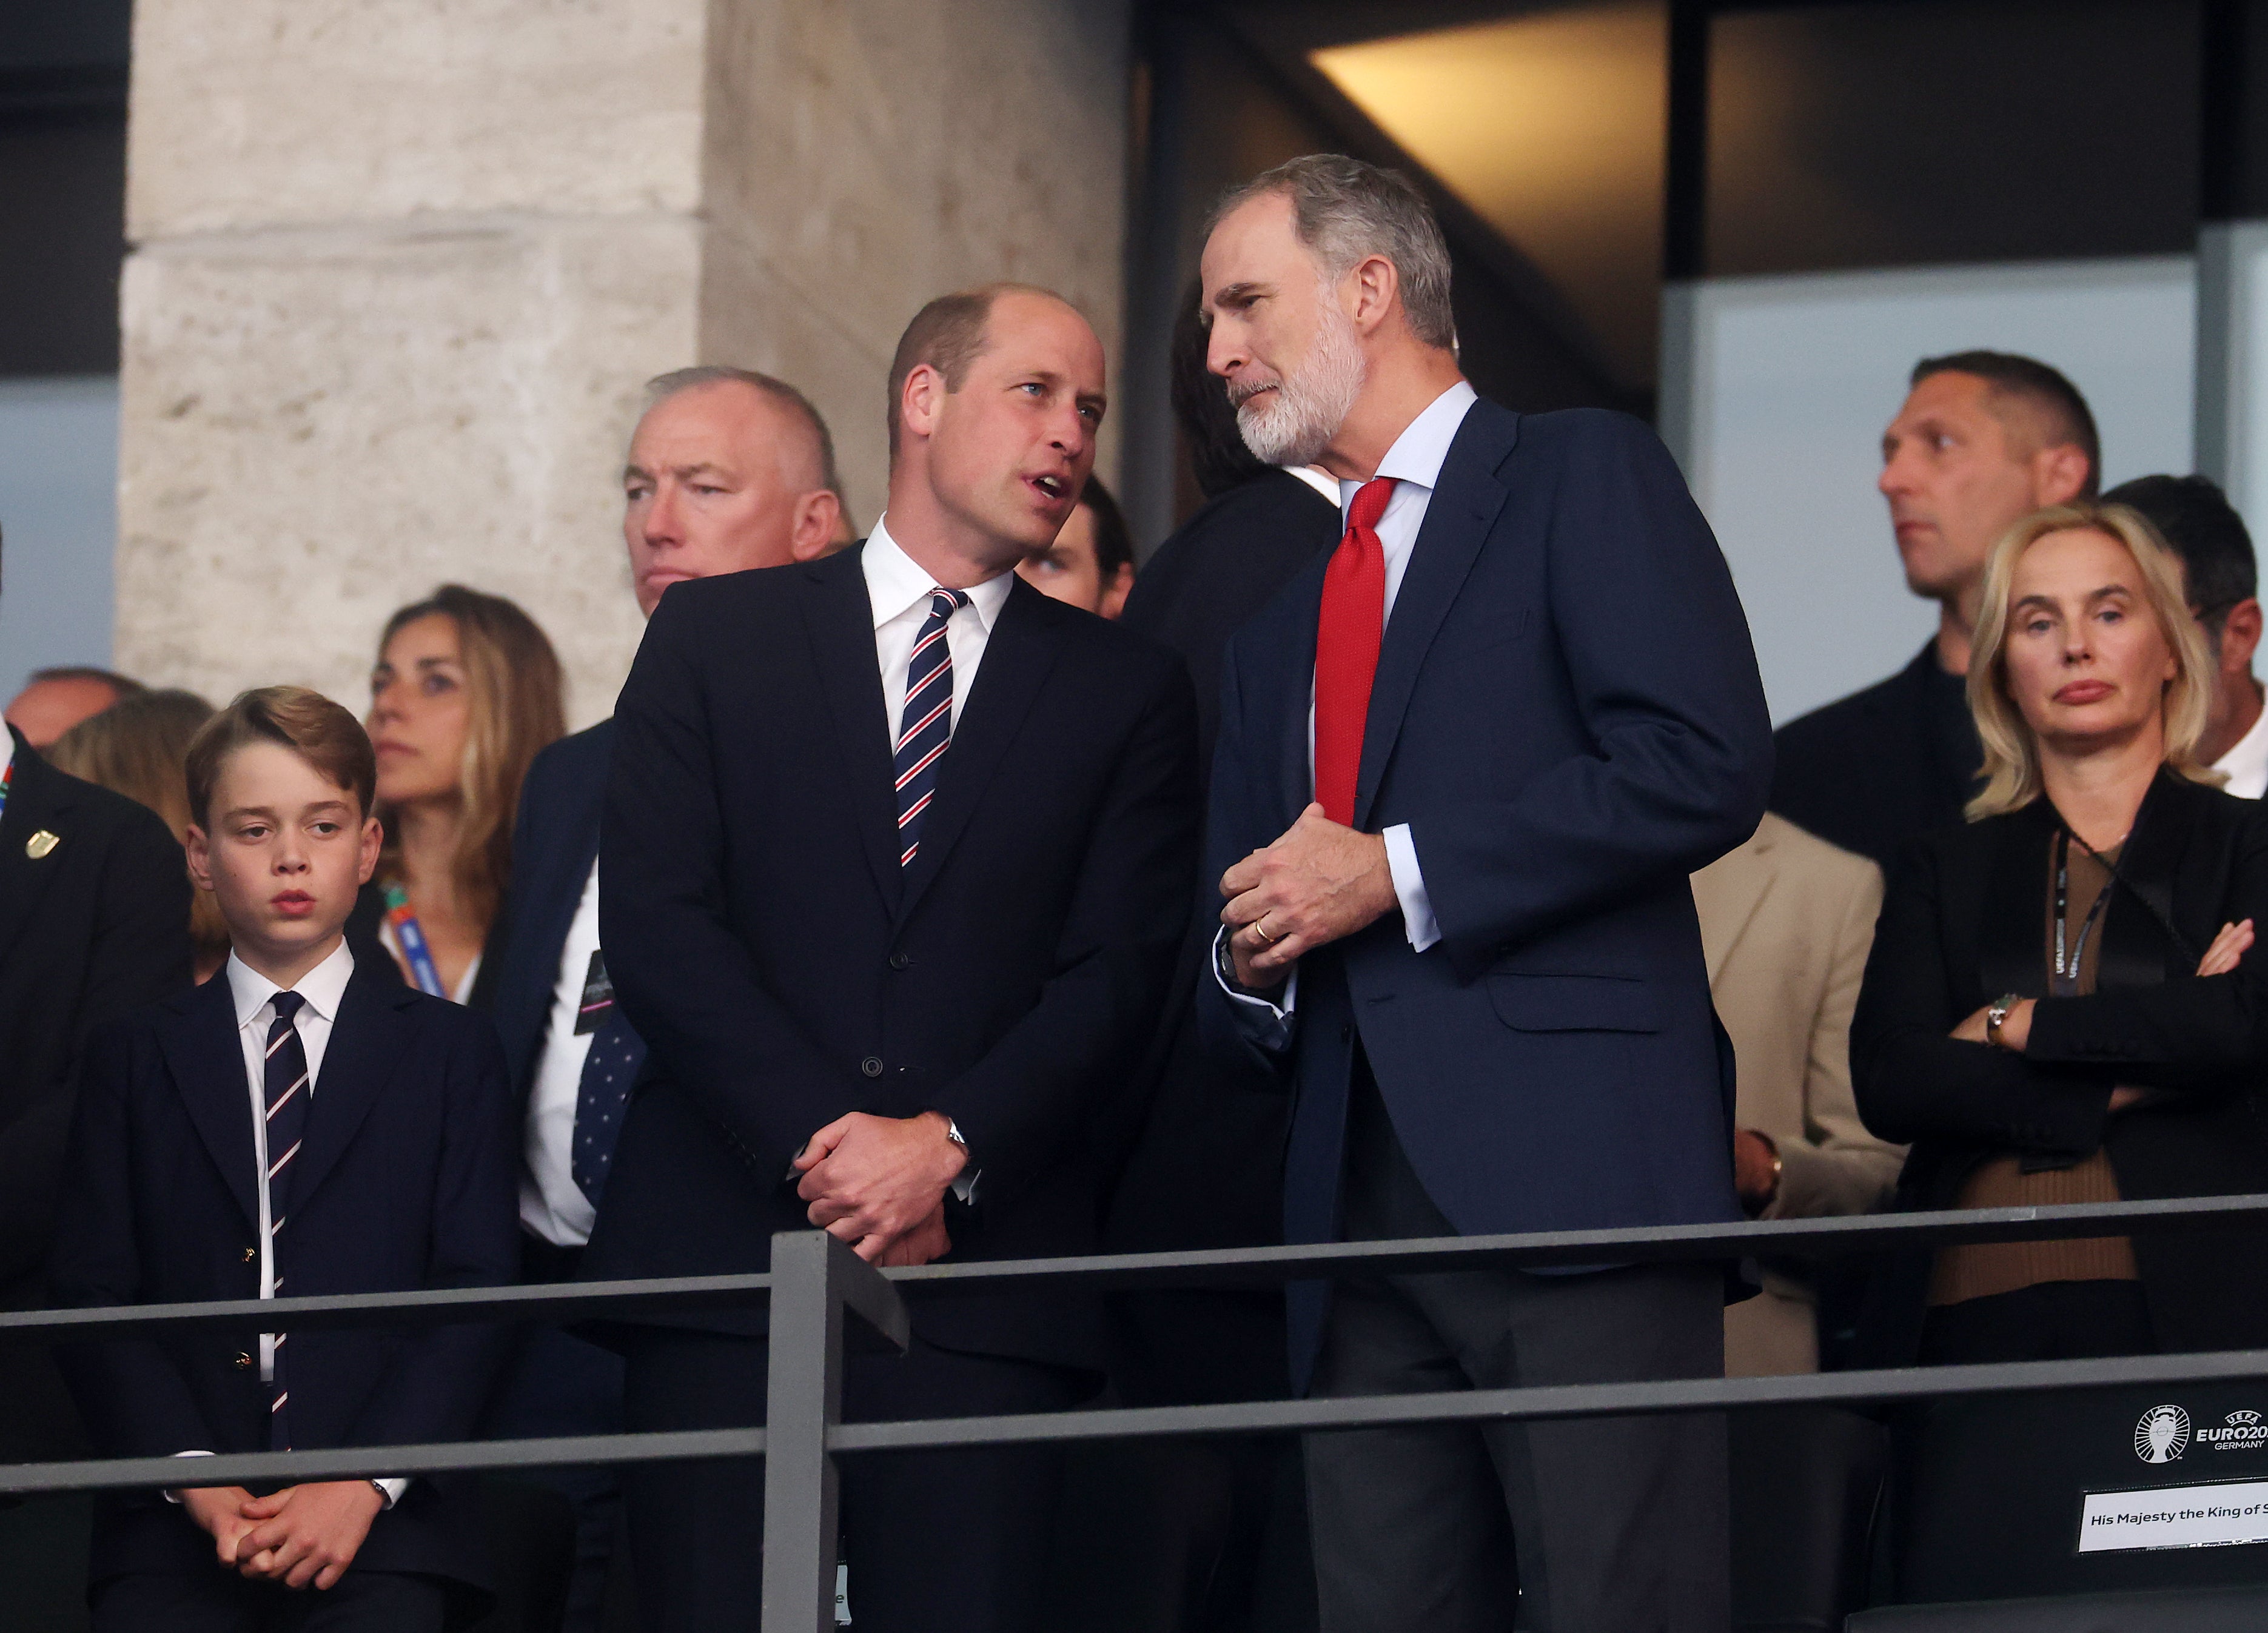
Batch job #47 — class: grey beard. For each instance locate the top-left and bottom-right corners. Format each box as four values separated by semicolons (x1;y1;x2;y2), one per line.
1236;309;1366;467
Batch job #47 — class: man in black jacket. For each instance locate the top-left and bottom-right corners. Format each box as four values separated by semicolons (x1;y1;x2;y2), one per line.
584;284;1198;1633
479;366;846;1629
0;700;192;1463
1771;352;2096;865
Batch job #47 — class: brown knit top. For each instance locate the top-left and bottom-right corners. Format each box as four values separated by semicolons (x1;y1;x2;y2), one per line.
1930;837;2139;1305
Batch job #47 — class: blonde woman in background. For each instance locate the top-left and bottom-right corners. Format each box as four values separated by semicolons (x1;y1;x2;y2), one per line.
360;585;564;1005
1854;500;2268;1370
46;687;230;982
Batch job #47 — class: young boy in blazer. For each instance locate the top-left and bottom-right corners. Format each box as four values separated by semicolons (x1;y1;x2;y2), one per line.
50;686;520;1632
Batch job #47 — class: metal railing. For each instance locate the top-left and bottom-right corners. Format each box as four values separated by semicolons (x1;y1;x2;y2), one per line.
7;1195;2268;1629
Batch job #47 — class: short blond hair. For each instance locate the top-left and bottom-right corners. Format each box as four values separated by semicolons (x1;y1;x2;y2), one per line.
1966;501;2222;820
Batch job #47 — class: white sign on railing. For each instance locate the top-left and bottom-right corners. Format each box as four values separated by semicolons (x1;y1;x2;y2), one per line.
2079;1479;2268;1553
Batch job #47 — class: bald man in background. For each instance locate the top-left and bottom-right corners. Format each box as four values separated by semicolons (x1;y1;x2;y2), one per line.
479;365;845;1631
4;666;144;749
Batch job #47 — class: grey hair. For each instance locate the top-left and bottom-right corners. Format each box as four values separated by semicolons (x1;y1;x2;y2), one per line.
1207;155;1457;350
640;365;845;499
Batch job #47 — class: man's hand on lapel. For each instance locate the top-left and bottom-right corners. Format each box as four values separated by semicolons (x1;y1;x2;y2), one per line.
794;1112;967;1263
1221;802;1397;984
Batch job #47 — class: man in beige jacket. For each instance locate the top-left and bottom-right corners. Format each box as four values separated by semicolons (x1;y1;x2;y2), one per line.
1693;811;1905;1375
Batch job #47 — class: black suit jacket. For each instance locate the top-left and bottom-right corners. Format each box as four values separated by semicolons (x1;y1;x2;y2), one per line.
0;727;193;1462
1202;401;1774;1386
49;961;521;1597
583;548;1199;1368
488;720;613;1102
1121;469;1342;776
1103;472;1339;1406
1771;642;1981;867
1851;773;2268;1364
0;726;194;1293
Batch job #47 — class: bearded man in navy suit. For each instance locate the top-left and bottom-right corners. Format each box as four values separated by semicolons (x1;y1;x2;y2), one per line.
1199;155;1773;1633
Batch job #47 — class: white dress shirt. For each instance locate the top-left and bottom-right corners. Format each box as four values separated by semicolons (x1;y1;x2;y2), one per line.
865;513;1016;732
181;942;404;1504
1;726;15;786
521;860;603;1247
2213;694;2268;800
1216;381;1480;1018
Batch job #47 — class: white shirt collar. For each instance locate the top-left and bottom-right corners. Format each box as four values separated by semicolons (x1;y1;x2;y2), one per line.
1337;380;1478;507
0;727;14;788
227;937;356;1030
863;513;1015;634
2213;692;2268;800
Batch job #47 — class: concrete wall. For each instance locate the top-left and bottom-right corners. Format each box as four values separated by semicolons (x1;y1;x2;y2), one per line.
116;0;1129;728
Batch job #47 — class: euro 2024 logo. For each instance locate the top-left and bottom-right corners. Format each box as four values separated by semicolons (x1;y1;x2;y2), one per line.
2136;1404;2192;1464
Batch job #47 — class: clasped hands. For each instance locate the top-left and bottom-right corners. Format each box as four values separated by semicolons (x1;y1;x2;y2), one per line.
1950;916;2254;1112
1220;802;1398;990
180;1480;382;1591
794;1109;968;1266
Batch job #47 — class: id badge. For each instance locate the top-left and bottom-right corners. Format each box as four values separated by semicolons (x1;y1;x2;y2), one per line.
574;949;616;1034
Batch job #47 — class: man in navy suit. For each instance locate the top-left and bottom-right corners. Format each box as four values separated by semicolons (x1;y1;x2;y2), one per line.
583;284;1197;1632
481;366;847;1628
50;686;519;1631
1199;156;1773;1633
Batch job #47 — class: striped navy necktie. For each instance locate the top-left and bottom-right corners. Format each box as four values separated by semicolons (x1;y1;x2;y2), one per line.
263;989;310;1450
894;588;969;867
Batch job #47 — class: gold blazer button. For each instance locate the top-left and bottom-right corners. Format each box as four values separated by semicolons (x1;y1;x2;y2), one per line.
25;830;59;859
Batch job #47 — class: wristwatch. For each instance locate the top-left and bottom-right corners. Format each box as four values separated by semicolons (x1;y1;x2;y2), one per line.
1985;993;2022;1048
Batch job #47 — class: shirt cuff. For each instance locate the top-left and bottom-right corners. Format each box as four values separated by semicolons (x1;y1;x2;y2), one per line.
1383;824;1439;951
1211;925;1298;1020
163;1449;215;1502
373;1478;408;1508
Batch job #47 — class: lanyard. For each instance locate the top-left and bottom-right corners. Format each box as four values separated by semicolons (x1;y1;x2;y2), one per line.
2052;828;2119;998
381;884;449;998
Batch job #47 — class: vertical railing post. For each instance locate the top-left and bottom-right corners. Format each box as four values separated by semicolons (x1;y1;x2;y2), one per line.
762;1232;847;1633
760;1231;910;1633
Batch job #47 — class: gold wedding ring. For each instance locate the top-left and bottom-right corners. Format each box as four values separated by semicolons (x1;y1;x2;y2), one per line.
1253;917;1280;944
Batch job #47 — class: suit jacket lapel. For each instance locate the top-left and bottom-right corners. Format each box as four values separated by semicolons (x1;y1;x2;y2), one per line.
157;977;262;1231
800;548;905;916
2098;773;2192;987
1269;568;1327;833
1693;824;1776;987
1978;801;2056;1003
290;964;414;1212
896;579;1069;924
1352;404;1518;831
0;733;79;970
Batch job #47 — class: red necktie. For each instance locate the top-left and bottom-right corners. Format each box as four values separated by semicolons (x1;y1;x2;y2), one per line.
1313;477;1397;827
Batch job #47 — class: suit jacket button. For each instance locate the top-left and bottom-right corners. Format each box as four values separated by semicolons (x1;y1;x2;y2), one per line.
234;1352;253;1370
861;1056;885;1078
888;951;912;971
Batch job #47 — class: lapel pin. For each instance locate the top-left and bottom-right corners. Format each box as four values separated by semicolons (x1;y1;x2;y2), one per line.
26;830;59;860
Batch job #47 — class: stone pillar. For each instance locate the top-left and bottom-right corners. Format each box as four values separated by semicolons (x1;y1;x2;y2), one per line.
117;0;1129;727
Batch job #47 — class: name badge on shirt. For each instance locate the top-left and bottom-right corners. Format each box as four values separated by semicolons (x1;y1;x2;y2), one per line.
575;950;616;1034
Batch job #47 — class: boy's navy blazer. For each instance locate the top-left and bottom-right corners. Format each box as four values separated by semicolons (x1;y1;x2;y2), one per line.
1201;401;1774;1386
583;548;1199;1370
49;958;520;1598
